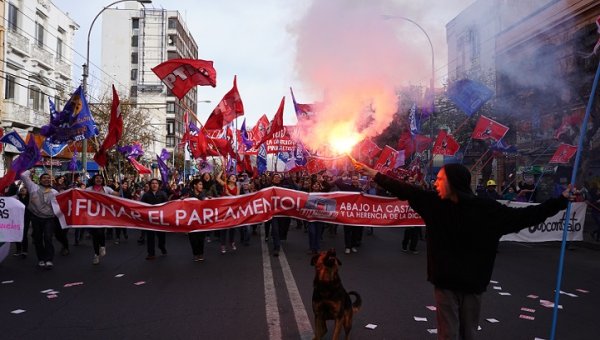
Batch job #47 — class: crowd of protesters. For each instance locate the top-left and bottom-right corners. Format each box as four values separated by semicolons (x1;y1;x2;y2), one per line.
4;167;599;270
2;169;403;268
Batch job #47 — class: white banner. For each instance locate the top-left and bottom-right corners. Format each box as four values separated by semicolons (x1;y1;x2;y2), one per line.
0;197;25;242
500;201;585;242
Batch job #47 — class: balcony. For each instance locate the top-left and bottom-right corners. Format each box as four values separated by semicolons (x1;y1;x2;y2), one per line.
6;31;30;57
55;58;71;79
30;44;54;70
3;101;47;129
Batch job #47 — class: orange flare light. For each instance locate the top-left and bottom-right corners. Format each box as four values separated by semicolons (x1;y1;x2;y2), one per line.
328;127;361;155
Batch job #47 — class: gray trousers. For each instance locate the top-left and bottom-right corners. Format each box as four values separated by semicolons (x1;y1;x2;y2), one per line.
434;287;482;340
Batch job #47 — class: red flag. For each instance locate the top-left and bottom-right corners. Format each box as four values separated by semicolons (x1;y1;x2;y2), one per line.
251;114;270;143
94;85;123;167
432;130;460;156
128;157;151;174
0;169;17;194
471;116;509;141
397;132;432;156
549;143;577;164
554;109;584;140
354;138;382;159
306;157;327;174
204;76;244;130
188;129;209;159
374;146;398;172
151;58;217;99
258;97;285;146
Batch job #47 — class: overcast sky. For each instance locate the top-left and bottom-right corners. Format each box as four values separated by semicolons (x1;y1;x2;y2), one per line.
53;0;475;126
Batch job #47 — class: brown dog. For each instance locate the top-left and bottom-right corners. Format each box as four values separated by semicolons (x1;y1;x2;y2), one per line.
311;248;362;340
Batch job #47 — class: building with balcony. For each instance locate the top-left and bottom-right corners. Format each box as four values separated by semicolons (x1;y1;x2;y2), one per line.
495;0;600;191
1;0;78;176
101;3;198;158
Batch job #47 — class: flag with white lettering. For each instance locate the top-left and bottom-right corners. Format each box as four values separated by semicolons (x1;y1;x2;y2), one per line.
0;130;27;152
151;59;217;99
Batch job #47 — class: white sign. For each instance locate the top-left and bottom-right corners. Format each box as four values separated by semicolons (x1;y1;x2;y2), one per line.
0;197;25;242
500;201;585;242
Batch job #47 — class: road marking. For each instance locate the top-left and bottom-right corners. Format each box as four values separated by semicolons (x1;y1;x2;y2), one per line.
261;227;281;340
278;249;314;340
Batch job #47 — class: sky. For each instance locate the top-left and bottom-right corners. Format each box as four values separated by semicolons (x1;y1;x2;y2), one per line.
52;0;475;131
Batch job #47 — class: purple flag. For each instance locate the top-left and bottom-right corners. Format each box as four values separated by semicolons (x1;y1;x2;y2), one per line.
68;151;79;171
159;148;171;162
240;118;253;151
117;143;144;159
156;154;169;187
11;138;41;176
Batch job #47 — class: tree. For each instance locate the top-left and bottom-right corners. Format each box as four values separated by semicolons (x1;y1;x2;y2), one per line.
90;91;155;179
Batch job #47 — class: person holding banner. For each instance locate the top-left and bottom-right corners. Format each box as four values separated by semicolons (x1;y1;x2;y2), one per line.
86;174;120;265
19;170;60;269
141;178;169;260
356;162;572;340
187;179;208;262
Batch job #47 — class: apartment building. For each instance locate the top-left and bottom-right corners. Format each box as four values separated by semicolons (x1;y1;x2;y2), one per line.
101;3;198;157
1;0;78;175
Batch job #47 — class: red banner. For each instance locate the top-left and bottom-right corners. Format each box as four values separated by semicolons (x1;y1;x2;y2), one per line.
52;188;424;232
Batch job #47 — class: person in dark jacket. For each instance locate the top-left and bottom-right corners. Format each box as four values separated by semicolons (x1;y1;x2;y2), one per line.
356;162;571;340
187;179;207;262
477;179;501;200
140;178;168;260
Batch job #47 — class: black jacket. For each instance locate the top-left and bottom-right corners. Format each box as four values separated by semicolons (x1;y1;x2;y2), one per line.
375;173;568;293
141;190;168;205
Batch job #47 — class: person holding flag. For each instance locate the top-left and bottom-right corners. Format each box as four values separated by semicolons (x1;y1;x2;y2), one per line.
354;161;574;340
19;170;59;269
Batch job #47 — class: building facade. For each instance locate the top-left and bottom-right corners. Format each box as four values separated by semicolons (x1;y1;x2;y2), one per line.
101;3;198;158
495;0;600;195
1;0;78;176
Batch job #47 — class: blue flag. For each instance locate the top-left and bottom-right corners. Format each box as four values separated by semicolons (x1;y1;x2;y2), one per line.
257;144;267;175
41;86;99;143
447;79;494;117
68;151;79;172
0;130;27;152
42;138;68;157
490;138;518;154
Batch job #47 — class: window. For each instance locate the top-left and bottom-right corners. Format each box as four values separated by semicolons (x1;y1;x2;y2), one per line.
130;69;138;81
132;18;139;29
168;35;176;46
130;86;138;97
8;3;18;31
166;136;176;148
131;52;138;64
29;86;44;111
166;102;175;113
167;120;175;135
56;38;63;60
168;18;177;29
35;22;44;48
5;75;16;99
131;35;138;47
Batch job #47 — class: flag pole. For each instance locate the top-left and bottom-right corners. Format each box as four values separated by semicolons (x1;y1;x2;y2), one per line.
176;100;225;159
549;57;600;340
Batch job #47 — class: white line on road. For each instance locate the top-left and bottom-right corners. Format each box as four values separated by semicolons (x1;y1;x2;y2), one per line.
278;249;314;340
261;227;282;340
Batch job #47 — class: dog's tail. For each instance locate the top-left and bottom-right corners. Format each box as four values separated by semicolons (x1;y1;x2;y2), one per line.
348;291;362;313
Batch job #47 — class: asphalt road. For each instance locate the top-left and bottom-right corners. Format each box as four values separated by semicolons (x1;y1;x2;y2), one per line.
1;223;599;340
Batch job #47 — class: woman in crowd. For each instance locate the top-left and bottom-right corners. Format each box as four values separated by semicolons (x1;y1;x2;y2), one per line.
187;179;208;262
14;185;31;258
216;171;239;254
86;174;119;265
115;180;132;244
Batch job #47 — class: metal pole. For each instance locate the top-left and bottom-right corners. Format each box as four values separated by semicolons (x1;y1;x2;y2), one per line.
82;0;151;177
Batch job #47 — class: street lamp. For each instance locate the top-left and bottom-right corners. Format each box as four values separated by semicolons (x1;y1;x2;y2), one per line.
382;14;435;179
81;0;152;175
